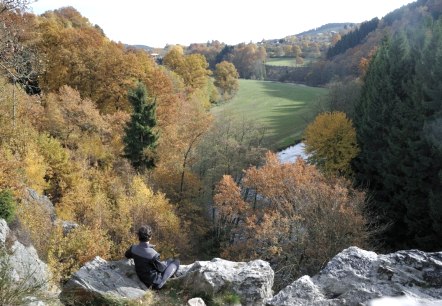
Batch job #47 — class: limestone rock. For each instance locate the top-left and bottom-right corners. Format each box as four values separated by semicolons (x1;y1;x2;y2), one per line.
171;258;274;306
60;257;148;305
369;296;442;306
0;218;53;305
266;246;442;305
22;188;56;222
62;256;274;305
0;218;9;245
0;219;49;289
9;240;49;289
187;297;207;306
60;220;79;236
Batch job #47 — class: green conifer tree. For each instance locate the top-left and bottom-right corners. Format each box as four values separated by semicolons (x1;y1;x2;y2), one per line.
354;23;442;251
123;83;158;170
412;19;442;247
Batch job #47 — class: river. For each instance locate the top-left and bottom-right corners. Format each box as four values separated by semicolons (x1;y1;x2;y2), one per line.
277;142;307;163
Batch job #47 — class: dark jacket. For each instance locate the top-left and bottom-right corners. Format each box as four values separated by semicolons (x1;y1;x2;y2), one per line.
125;242;167;287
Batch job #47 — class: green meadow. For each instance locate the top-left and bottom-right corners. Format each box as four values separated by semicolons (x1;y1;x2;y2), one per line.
265;57;312;67
266;57;298;67
211;79;328;150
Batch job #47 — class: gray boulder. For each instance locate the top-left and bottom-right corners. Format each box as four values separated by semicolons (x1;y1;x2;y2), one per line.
369;296;442;306
58;220;79;236
0;218;8;244
8;240;49;289
266;246;442;305
0;218;54;305
187;297;207;306
60;257;148;304
61;256;274;305
0;219;49;289
22;188;56;223
171;258;274;305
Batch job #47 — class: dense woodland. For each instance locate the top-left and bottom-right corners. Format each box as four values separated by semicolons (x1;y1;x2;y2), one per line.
0;0;440;293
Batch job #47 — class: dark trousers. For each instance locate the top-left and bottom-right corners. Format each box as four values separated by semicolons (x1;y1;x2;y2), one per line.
153;259;180;289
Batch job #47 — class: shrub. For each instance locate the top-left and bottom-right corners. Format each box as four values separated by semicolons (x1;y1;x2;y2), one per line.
0;189;16;223
16;196;53;261
48;225;112;283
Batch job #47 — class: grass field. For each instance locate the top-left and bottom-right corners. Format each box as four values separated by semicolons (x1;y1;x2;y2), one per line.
211;79;328;150
266;57;298;67
265;57;312;67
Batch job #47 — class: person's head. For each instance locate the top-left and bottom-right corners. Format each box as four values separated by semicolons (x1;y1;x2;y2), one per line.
137;225;152;242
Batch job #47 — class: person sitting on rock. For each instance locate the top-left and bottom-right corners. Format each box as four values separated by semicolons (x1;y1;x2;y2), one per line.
125;225;180;289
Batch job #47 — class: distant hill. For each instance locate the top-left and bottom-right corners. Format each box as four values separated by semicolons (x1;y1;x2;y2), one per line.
125;44;154;52
273;0;442;86
295;23;356;37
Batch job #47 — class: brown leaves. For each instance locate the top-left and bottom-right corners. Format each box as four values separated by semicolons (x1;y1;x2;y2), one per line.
213;152;367;289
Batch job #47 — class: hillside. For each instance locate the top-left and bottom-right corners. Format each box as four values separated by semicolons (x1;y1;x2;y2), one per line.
291;0;442;85
295;22;356;36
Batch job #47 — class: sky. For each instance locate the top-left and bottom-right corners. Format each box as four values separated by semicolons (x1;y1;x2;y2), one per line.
30;0;417;48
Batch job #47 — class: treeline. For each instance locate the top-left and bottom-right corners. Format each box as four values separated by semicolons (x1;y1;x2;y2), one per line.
187;42;267;80
353;21;442;251
326;17;379;59
320;6;442;251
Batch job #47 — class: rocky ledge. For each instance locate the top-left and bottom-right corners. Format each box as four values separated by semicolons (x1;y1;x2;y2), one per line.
7;202;439;306
60;257;274;305
266;246;442;306
61;246;442;305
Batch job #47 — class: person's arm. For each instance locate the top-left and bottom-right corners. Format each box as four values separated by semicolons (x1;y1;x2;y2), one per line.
152;254;167;272
125;246;133;259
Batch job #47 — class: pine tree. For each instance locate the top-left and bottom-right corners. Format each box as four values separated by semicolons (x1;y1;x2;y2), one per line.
354;22;442;251
354;37;416;249
412;18;442;247
123;83;158;170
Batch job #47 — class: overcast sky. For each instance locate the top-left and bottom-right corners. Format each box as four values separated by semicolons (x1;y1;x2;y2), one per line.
31;0;417;48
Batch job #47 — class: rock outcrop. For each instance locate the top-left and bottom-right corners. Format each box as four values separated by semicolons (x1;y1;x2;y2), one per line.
0;218;8;244
0;218;53;305
60;246;442;305
266;246;442;305
369;296;442;306
61;256;274;305
171;258;274;305
59;257;147;304
187;297;207;306
22;188;57;223
0;219;49;288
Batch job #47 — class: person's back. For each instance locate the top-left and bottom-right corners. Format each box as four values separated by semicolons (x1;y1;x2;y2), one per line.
125;225;179;289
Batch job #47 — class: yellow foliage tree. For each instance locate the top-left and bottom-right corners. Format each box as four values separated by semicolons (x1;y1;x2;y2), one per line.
119;176;186;257
303;111;359;177
37;133;78;203
163;46;212;93
214;61;239;101
16;193;53;260
47;224;112;283
23;143;49;194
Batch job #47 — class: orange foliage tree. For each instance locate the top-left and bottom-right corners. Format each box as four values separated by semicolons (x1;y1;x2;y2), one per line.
214;152;366;289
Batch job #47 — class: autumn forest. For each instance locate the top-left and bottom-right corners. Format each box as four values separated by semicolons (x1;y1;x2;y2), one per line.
0;0;441;294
